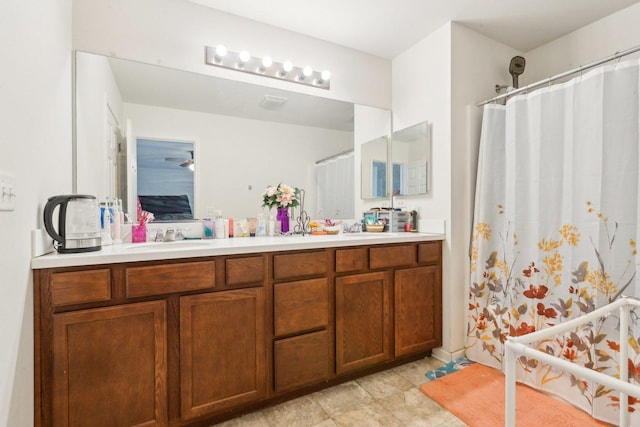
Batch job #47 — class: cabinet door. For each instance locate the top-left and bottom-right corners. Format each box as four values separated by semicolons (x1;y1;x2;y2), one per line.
335;272;391;374
180;289;265;421
274;330;330;393
52;301;167;427
395;266;442;357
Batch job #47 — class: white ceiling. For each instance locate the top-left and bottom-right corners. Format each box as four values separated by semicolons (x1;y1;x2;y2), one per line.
189;0;640;58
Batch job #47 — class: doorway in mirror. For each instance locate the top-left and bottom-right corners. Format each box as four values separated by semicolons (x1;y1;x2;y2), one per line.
136;138;195;220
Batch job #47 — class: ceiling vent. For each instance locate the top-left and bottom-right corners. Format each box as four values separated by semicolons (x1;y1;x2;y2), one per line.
260;94;288;109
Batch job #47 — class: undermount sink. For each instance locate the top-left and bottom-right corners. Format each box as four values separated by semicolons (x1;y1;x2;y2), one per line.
341;232;387;237
124;240;213;250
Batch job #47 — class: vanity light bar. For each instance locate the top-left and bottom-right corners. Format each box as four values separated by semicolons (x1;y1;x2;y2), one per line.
205;45;331;90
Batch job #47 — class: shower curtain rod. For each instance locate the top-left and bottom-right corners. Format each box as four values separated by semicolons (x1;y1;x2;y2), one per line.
476;43;640;107
315;149;354;165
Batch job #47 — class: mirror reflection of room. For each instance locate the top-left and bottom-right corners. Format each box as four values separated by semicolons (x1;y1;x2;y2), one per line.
136;139;195;221
74;51;363;221
391;121;430;196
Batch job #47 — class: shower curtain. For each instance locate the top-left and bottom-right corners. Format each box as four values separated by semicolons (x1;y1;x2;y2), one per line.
315;151;354;219
468;59;640;424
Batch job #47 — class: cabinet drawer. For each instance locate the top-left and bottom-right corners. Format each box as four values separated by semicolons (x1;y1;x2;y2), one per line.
274;278;328;336
418;242;441;265
273;251;327;280
274;330;329;393
125;261;215;298
370;245;416;269
226;256;264;287
336;248;368;273
50;269;111;307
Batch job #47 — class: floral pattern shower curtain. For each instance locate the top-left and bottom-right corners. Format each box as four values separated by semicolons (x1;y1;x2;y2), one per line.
467;59;640;424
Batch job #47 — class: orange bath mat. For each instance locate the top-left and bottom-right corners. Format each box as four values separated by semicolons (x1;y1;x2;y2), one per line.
420;363;611;426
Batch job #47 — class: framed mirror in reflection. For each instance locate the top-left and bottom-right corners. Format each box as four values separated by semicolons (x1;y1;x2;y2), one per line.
360;136;389;200
74;51;370;221
391;121;430;196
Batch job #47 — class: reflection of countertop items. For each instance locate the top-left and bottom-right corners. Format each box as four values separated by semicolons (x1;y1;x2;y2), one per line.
31;232;444;269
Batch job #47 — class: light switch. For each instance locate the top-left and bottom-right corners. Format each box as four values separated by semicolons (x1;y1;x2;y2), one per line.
0;173;16;211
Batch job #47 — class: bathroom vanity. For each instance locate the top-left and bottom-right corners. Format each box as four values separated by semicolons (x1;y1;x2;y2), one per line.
32;233;443;426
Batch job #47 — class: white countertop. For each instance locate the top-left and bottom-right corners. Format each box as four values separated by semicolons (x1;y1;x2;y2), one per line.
31;232;444;269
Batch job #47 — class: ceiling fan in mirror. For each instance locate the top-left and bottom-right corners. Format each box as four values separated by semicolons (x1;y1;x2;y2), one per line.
165;150;194;170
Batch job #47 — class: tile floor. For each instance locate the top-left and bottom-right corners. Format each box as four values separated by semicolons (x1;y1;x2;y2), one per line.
215;356;467;426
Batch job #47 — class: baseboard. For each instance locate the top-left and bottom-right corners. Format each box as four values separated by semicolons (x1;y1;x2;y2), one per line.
431;347;467;363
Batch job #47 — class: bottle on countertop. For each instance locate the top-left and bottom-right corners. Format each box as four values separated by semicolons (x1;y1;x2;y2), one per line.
256;213;266;236
215;211;225;239
267;214;275;236
112;199;122;243
100;197;113;246
202;218;214;239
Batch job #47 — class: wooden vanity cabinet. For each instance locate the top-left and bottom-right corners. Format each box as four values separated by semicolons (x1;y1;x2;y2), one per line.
335;241;443;375
272;251;332;394
51;301;167;427
335;271;391;374
395;265;442;356
35;241;442;427
180;289;265;421
394;242;443;357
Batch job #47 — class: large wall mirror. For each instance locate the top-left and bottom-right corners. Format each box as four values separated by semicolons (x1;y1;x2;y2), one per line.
75;51;387;221
391;121;430;196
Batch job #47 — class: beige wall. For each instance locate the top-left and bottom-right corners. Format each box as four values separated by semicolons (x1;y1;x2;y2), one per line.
392;21;522;359
524;2;640;84
72;0;392;109
0;1;72;426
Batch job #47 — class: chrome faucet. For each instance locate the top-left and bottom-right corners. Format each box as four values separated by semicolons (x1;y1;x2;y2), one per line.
154;229;165;242
164;228;176;242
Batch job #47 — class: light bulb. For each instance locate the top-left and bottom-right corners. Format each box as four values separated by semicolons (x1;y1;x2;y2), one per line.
239;50;251;63
261;56;273;68
283;61;293;72
303;66;313;77
321;70;331;81
215;44;227;58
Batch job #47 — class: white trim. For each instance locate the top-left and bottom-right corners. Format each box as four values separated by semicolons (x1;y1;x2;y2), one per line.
431;346;466;363
504;296;640;427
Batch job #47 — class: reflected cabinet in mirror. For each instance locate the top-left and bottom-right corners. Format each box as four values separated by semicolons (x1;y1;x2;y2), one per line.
360;136;390;200
391;121;430;197
74;51;390;220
